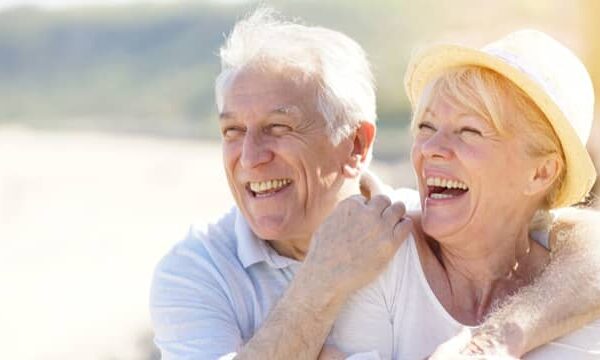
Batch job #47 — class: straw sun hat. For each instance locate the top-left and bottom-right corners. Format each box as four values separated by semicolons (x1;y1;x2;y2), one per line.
404;29;597;208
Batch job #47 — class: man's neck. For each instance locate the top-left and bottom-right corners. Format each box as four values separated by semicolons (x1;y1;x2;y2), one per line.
268;179;363;261
268;238;311;261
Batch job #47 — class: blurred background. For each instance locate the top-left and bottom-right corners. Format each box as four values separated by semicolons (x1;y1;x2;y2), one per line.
1;0;598;359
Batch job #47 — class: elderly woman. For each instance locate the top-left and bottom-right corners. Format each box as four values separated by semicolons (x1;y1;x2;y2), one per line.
324;30;600;359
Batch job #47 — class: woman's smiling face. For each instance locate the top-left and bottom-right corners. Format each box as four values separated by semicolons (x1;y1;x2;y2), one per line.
411;92;538;242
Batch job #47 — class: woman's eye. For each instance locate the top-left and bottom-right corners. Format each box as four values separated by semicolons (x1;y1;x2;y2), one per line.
459;127;482;136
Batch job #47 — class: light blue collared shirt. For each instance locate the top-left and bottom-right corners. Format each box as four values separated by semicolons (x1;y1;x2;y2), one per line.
150;206;303;359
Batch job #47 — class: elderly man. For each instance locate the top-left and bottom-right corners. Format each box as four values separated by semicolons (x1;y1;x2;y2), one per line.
150;9;600;360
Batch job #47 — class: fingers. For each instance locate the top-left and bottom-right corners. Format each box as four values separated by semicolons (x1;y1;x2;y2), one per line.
360;169;393;197
382;201;410;248
367;194;392;214
346;194;367;205
382;200;406;221
428;328;474;359
360;169;383;196
392;217;413;245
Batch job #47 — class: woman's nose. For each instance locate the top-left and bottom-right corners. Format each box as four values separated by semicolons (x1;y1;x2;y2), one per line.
419;130;454;160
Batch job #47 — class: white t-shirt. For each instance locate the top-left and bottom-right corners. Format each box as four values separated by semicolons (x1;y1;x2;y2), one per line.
329;235;600;359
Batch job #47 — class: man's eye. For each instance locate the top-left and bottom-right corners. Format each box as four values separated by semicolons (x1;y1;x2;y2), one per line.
267;123;292;134
222;127;244;138
417;122;436;132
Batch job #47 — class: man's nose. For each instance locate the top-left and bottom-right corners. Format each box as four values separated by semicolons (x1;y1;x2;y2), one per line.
420;130;454;160
240;131;274;168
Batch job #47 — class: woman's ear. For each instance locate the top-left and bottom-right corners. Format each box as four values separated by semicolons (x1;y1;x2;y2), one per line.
342;122;376;179
524;155;561;196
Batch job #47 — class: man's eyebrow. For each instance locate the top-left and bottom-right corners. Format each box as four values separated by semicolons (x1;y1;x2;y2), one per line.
219;106;302;121
270;105;302;117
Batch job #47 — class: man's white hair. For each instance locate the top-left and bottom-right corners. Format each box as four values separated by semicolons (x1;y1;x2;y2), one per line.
215;7;377;145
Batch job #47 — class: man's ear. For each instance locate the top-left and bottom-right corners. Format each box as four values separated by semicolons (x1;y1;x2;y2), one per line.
342;122;376;179
524;155;561;196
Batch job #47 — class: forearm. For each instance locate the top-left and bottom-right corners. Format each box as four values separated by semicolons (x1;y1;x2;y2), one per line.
237;193;410;359
470;208;600;356
236;269;348;360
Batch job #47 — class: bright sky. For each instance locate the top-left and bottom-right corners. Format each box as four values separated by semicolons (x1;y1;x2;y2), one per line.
0;0;243;11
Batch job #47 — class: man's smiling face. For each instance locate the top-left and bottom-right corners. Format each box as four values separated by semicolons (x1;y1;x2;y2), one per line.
219;67;353;252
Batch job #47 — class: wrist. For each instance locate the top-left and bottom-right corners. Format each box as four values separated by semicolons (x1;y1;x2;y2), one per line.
466;323;525;358
291;265;351;313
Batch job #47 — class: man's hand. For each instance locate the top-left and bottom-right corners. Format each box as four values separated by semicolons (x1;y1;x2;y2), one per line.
238;183;412;360
301;194;412;298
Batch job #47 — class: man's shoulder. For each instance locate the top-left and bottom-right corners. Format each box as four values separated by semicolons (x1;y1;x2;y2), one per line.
187;207;239;253
149;207;251;351
153;207;241;282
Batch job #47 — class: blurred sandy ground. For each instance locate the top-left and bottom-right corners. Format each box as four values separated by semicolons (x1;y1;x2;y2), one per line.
0;124;414;359
0;125;236;359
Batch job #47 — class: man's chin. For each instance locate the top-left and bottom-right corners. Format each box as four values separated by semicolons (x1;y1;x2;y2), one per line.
249;216;289;240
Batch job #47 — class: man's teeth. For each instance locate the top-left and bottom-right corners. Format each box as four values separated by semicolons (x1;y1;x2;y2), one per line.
425;177;468;190
249;179;291;193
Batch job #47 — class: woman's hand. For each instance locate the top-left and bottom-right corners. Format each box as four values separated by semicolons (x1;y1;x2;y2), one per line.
428;327;520;360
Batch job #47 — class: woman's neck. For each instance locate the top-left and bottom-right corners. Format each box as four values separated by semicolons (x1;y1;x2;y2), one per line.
430;223;550;325
440;226;531;281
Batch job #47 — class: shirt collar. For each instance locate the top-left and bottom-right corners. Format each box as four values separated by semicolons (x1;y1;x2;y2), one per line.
235;208;300;269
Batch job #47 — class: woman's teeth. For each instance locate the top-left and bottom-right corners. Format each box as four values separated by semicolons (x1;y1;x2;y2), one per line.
249;179;292;193
430;193;454;199
426;177;468;190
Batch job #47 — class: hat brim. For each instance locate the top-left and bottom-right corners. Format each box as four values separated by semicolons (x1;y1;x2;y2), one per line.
404;44;596;208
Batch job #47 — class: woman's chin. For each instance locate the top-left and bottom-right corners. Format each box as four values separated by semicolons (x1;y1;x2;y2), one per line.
421;214;468;241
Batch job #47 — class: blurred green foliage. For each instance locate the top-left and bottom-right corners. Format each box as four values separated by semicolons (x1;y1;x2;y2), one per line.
0;1;418;144
0;0;592;160
0;3;235;138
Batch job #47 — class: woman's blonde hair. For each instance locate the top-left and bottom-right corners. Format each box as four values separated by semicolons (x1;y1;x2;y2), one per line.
411;66;566;209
